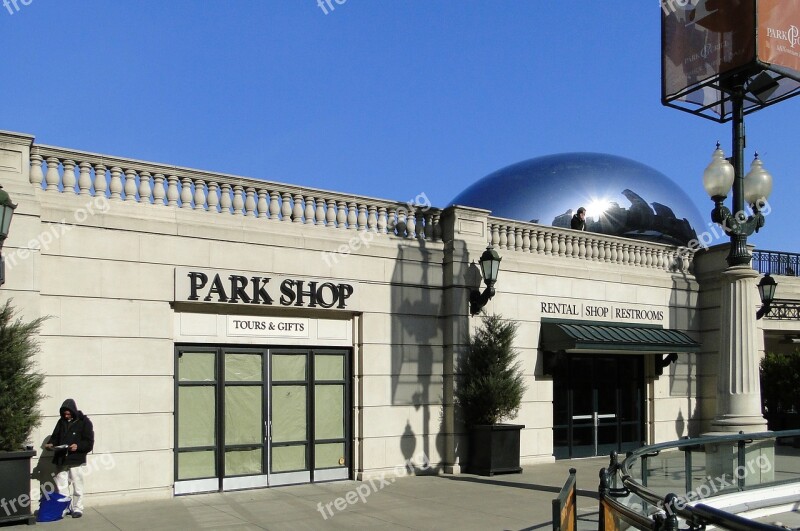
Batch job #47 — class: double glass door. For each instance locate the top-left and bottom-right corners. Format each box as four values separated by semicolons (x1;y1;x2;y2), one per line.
553;355;643;459
175;346;349;494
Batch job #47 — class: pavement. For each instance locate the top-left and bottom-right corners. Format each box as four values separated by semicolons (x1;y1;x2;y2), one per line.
29;457;608;531
21;455;800;530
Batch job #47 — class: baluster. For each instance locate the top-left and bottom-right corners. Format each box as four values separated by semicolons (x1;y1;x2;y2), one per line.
257;189;268;217
152;173;166;205
405;208;416;238
78;162;92;196
315;198;326;225
61;160;76;193
418;211;427;240
577;236;586;259
304;196;315;224
180;177;193;209
124;169;138;201
279;192;291;221
377;207;388;234
535;229;545;254
245;188;256;216
269;191;281;220
219;183;232;213
138;171;152;204
29;153;44;186
194;180;208;210
367;206;377;232
610;242;618;263
633;246;642;267
544;232;553;255
347;202;357;230
358;204;368;231
564;234;573;257
109;167;123;200
334;201;346;229
45;157;61;191
326;200;337;228
558;233;566;256
292;194;304;222
502;226;511;250
93;164;109;199
522;229;531;252
597;240;605;262
232;185;245;215
490;224;500;248
207;182;220;213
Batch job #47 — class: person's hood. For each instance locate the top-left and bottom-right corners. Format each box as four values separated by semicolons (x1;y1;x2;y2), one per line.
59;398;78;419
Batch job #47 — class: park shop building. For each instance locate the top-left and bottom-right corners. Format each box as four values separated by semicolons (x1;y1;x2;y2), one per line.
1;131;798;505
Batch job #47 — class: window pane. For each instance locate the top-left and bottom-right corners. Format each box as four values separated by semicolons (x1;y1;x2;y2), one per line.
272;385;307;442
178;386;215;447
315;354;344;381
179;352;215;382
272;445;306;472
225;448;262;476
315;385;344;440
225;386;262;445
315;442;345;469
178;450;215;480
272;354;306;381
225;352;262;382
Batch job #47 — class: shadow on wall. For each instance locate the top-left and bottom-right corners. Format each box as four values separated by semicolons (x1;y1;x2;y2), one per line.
668;276;702;438
390;240;447;471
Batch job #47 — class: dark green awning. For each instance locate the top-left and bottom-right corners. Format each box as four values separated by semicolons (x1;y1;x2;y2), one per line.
541;320;700;353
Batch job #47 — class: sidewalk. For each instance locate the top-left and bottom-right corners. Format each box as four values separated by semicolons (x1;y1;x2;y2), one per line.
45;457;607;531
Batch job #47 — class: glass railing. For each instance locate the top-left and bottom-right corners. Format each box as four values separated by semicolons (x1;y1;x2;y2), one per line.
599;430;800;530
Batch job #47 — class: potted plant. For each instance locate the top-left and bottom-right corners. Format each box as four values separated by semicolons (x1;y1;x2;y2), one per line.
455;313;526;476
0;300;46;525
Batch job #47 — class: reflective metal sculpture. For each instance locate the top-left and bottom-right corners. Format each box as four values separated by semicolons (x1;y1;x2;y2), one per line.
451;153;704;246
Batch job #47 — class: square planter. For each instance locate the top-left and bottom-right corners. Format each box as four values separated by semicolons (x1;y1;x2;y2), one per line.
0;449;37;525
467;424;524;476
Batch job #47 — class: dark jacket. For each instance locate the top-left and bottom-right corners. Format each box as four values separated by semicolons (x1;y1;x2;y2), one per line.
49;398;94;467
570;213;585;231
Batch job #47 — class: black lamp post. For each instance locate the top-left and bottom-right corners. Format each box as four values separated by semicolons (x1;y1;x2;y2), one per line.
0;184;17;287
756;274;777;320
701;81;774;267
469;245;501;316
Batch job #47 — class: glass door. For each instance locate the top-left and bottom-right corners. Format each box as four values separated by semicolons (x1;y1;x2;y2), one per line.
175;346;351;493
553;354;644;459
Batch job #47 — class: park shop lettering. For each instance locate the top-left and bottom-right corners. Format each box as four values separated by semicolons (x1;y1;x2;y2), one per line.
615;308;663;321
186;272;354;309
541;302;579;316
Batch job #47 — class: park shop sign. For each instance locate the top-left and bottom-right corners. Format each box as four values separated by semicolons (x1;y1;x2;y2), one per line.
174;267;357;310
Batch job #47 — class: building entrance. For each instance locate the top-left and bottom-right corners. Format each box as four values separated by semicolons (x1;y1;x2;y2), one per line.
553;354;643;459
174;346;350;494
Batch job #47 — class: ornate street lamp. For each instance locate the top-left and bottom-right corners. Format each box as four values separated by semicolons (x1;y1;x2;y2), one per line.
0;184;17;287
469;245;501;316
702;143;773;266
756;274;777;320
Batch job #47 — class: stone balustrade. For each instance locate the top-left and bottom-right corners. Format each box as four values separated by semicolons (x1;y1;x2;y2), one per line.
487;218;694;273
29;144;441;240
27;143;694;272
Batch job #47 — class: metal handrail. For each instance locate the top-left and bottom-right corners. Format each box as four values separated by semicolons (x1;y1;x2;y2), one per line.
599;429;800;530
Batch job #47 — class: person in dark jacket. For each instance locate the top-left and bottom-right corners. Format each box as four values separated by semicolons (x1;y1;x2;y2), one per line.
44;399;94;518
570;207;586;231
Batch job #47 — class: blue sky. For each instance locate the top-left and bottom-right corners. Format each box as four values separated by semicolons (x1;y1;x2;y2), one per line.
1;1;798;252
